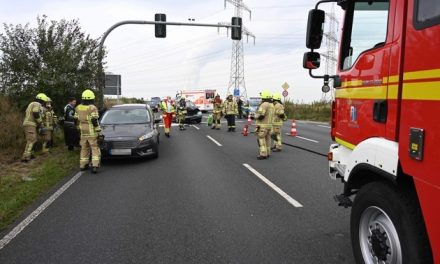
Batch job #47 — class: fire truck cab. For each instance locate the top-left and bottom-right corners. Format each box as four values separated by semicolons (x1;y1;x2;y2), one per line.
304;0;439;263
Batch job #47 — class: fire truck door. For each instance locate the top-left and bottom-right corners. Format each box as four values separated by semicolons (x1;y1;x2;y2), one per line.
335;1;394;146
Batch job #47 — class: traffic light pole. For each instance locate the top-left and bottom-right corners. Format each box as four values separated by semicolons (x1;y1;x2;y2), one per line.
97;19;241;106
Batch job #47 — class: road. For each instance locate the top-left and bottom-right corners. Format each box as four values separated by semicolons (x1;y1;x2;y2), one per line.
0;117;354;263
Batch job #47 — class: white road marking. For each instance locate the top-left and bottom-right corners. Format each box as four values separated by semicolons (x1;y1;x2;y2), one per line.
296;136;319;143
284;134;320;143
317;125;331;129
243;164;303;208
191;125;200;130
0;171;83;250
159;124;180;127
206;135;222;147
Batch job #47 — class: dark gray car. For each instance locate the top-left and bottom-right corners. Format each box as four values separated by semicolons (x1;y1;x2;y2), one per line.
100;104;160;159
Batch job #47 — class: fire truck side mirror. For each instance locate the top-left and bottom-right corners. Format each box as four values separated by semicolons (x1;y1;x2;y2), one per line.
303;52;321;69
306;9;325;49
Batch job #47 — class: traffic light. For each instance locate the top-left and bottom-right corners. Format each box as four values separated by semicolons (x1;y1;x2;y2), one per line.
155;13;166;38
231;17;242;40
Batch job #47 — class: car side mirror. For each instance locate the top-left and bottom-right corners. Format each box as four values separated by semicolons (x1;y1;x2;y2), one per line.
303;52;321;69
306;9;325;49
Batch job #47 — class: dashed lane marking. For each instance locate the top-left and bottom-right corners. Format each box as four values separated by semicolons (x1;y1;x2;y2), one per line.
191;125;200;130
317;125;331;129
206;135;222;147
0;171;83;250
284;134;319;143
243;164;303;208
296;136;319;143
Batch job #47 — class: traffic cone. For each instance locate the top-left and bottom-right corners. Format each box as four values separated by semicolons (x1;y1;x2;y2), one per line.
242;124;249;136
247;114;252;125
289;119;297;137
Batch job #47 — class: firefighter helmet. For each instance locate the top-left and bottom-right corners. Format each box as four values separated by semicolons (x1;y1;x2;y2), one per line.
36;93;49;102
272;93;282;101
260;90;272;100
82;89;95;100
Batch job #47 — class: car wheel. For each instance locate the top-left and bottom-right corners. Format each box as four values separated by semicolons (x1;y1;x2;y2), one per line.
351;181;432;264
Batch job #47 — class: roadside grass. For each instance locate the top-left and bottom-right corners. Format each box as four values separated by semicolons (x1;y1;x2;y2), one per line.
0;96;26;162
0;95;78;231
284;99;331;123
0;145;78;231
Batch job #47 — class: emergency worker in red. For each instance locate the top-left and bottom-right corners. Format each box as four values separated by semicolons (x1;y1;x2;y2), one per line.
160;96;175;137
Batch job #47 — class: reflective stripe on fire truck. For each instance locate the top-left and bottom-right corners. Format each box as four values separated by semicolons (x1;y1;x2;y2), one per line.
335;137;356;150
331;68;440;182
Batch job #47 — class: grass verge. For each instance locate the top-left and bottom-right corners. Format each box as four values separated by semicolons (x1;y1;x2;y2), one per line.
0;146;78;231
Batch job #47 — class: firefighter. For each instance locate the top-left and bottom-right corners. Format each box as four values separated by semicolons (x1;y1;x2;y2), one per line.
64;97;78;151
21;93;48;162
271;93;286;152
41;97;57;153
212;94;223;130
223;93;238;132
255;90;274;160
160;96;175;137
74;89;102;173
177;96;187;131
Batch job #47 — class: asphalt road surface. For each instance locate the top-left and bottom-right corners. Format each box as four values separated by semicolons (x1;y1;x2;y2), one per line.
0;117;355;264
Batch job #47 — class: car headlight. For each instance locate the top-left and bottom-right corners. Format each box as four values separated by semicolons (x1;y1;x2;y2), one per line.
197;111;202;116
139;131;155;141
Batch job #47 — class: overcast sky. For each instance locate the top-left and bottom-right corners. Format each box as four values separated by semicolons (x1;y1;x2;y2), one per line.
0;0;342;102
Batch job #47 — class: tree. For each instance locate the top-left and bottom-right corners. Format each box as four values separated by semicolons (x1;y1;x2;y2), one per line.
0;16;106;111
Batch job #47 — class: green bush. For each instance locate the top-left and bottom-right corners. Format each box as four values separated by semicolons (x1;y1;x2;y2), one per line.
284;99;331;122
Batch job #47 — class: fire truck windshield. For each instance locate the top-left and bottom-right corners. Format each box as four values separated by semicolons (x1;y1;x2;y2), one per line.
341;1;389;70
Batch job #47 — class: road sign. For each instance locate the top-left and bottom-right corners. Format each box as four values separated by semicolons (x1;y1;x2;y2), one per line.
282;82;290;90
104;74;121;95
233;88;240;96
282;90;288;97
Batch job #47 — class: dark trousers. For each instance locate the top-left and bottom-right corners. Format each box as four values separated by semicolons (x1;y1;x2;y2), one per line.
225;115;236;129
64;122;79;148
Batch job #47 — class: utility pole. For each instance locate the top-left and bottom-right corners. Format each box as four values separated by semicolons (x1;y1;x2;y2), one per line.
321;3;339;102
222;0;255;100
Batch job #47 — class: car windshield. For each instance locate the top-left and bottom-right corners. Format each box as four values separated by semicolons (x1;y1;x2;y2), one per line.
186;100;195;108
101;108;150;125
248;98;261;107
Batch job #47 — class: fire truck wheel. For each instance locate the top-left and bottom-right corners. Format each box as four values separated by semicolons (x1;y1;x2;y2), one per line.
351;181;432;264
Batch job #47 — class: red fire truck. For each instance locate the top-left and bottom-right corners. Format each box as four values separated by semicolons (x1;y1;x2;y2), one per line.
304;0;439;263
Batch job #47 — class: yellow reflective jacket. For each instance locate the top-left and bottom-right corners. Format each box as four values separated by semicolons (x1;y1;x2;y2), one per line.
213;100;223;114
256;101;274;129
160;101;175;114
272;102;286;126
23;101;43;127
223;100;238;115
74;104;101;137
44;109;57;130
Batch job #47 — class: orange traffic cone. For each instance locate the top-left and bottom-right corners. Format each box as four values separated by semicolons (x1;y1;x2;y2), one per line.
242;124;249;136
289;119;297;137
